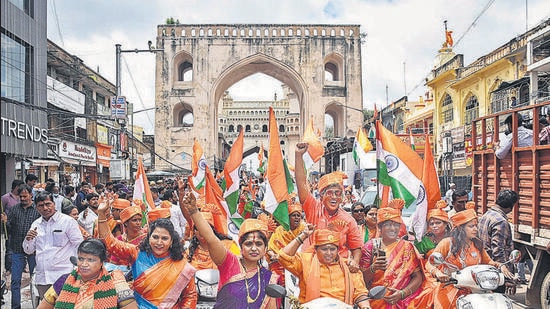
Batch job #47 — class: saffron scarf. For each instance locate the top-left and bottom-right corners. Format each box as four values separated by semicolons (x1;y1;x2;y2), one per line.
54;268;120;309
305;254;352;304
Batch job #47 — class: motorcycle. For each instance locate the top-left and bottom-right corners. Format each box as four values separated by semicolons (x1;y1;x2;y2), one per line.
265;283;386;309
428;249;521;308
195;269;219;309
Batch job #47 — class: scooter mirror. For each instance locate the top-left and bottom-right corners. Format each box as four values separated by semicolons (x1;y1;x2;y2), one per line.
265;284;286;299
509;250;521;263
368;286;387;299
428;252;445;266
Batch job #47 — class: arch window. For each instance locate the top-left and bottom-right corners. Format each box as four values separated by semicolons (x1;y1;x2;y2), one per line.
297;29;302;36
279;125;285;132
256;29;261;36
228;125;235;132
173;103;194;127
262;124;268;132
207;29;213;36
331;29;335;36
245;124;251;132
182;29;186;36
441;94;454;123
216;29;221;36
264;29;269;36
232;29;237;36
224;28;229;36
191;29;196;36
240;29;245;36
272;29;277;36
321;29;326;36
464;95;479;124
289;29;293;36
305;29;310;36
313;29;318;36
280;29;285;36
237;124;243;132
178;61;193;81
325;62;338;81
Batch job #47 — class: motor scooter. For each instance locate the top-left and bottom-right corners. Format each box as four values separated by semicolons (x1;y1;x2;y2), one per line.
195;269;219;309
429;249;520;308
265;283;386;309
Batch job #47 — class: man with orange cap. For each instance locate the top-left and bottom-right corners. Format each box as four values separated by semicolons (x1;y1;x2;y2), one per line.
92;198;128;238
267;202;306;287
295;142;363;273
278;227;371;309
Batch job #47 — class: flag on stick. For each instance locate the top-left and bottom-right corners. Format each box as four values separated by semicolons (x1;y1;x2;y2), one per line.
133;157;155;211
257;142;266;174
223;128;245;228
264;107;294;230
204;166;231;237
409;128;416;151
376;121;428;238
191;138;206;194
302;116;324;169
353;127;373;165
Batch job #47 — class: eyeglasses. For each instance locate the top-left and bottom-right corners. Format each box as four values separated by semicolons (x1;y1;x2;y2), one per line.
352;208;365;213
324;189;343;197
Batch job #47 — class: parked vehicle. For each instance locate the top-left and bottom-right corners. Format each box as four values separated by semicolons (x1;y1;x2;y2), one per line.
195;269;219;309
471;100;550;308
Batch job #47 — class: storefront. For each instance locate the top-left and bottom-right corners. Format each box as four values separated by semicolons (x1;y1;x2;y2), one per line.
58;140;97;185
96;143;112;184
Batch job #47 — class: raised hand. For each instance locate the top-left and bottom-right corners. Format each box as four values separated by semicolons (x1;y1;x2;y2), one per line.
295;142;308;155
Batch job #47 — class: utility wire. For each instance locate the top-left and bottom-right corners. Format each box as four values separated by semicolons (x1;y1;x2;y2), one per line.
49;0;65;47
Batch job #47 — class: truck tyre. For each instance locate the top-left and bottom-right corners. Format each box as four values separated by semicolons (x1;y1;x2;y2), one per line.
542;271;550;309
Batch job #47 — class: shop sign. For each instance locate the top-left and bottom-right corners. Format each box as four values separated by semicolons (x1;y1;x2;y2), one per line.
97;125;109;145
1;116;48;143
59;140;96;162
96;143;112;167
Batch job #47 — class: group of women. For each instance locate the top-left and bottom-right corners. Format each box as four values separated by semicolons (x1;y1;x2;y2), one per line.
34;179;514;309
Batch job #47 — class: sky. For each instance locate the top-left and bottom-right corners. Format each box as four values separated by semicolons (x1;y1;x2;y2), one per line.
46;0;550;135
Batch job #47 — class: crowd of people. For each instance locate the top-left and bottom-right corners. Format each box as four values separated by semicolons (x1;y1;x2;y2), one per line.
1;141;548;309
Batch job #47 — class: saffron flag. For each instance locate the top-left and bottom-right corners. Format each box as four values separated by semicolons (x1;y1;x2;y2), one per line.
302;116;325;169
264;107;294;230
191;138;206;194
376;121;428;239
257;142;266;174
223;128;245;228
353;127;373;165
204;166;235;238
133;157;155;226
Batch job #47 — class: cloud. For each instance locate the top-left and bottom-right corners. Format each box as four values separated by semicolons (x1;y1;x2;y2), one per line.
47;0;550;134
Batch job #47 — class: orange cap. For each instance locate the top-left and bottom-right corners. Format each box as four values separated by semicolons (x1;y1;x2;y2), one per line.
318;172;344;192
427;200;449;223
238;218;268;240
450;209;477;227
147;207;171;223
112;198;131;210
120;205;142;223
378;198;404;224
313;229;340;247
288;203;303;215
160;200;172;209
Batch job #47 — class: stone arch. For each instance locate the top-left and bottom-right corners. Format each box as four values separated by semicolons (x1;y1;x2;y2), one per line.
173;51;193;82
464;91;479;124
324;53;344;82
173;102;194;127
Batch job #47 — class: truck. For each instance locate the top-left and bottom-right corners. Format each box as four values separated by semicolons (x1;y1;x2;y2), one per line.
471;100;550;308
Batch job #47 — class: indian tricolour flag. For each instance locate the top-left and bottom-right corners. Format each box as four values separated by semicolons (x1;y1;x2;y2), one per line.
133;157;154;226
376;121;428;239
223;128;245;228
302;116;324;169
191;138;206;194
264;107;294;230
204;166;239;240
353;127;373;165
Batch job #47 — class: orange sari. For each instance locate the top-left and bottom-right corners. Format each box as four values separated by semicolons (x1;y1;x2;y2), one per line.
425;238;498;309
360;239;422;309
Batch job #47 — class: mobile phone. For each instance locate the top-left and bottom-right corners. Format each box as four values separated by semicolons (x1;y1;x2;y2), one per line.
377;249;386;258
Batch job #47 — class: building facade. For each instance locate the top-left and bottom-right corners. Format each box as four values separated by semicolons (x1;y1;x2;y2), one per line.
1;0;48;193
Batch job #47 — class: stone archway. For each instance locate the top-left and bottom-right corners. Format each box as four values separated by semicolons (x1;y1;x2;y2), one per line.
153;24;363;171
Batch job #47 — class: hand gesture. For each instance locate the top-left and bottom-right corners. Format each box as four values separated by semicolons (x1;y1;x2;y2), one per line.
371;254;387;272
98;192;115;216
384;287;402;305
301;223;315;238
26;226;38;241
180;190;198;214
295;142;308;155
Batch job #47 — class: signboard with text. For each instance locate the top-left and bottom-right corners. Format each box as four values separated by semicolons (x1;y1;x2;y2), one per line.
111;96;127;119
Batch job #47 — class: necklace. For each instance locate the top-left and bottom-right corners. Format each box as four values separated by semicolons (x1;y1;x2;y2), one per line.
242;261;261;304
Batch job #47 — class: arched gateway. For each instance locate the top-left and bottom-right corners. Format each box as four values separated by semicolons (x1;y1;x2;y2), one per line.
153;24;364;172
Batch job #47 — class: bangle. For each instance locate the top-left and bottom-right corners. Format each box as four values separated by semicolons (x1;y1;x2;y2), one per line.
296;237;303;244
98;218;108;223
400;290;405;299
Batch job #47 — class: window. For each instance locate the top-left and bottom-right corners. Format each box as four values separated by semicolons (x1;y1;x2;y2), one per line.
8;0;33;16
325;62;338;81
279;125;285;132
245;124;251;132
96;94;106;106
464;95;479;124
178;61;193;81
262;124;268;132
1;32;31;103
228;125;235;132
441;94;454;123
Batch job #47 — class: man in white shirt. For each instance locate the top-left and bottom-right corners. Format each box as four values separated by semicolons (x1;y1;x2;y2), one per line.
77;192;100;235
444;183;456;209
22;191;83;300
162;189;187;239
495;114;533;159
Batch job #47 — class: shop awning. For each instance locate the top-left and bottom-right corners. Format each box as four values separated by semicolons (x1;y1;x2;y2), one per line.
60;158;96;167
30;159;60;167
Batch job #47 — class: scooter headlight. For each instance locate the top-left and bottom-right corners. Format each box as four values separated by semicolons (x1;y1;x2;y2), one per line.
197;281;218;298
456;297;474;309
472;269;502;290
